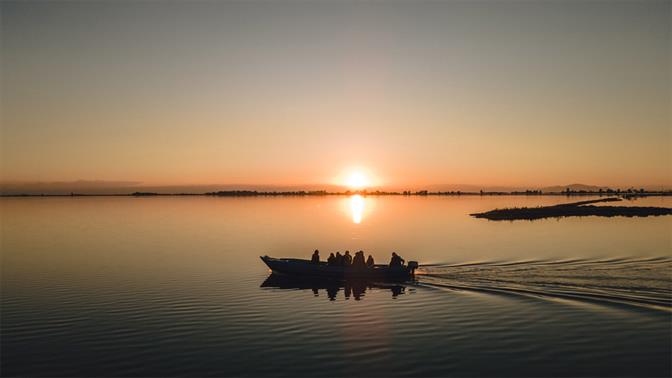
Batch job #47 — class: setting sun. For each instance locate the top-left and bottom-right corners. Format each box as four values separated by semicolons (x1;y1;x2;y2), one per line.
345;170;371;190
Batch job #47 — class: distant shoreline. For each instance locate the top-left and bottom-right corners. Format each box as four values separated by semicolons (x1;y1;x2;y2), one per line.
2;190;671;198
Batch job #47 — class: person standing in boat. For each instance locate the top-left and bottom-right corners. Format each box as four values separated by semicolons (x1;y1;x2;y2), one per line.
389;252;405;267
343;251;353;266
352;251;366;268
335;252;343;265
366;254;375;268
311;249;320;264
327;253;336;266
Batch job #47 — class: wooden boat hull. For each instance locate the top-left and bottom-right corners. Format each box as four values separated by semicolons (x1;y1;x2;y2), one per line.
260;255;416;281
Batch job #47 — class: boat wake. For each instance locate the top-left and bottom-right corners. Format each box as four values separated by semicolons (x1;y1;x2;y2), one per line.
417;256;672;312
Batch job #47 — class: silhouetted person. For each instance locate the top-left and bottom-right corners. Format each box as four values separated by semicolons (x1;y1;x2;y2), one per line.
352;251;366;268
327;253;336;266
311;249;320;264
366;255;375;268
343;251;352;266
335;252;343;265
389;252;405;267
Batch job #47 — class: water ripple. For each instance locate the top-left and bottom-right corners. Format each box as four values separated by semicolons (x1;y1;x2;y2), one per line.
418;257;672;312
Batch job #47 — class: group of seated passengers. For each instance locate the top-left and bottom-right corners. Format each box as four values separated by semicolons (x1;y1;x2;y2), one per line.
311;250;405;268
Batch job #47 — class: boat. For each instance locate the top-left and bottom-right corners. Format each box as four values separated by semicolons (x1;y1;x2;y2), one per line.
260;255;418;281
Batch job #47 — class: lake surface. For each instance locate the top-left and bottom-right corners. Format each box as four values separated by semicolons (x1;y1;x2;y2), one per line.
2;195;671;377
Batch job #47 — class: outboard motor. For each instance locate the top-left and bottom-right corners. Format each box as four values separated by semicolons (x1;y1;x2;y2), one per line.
407;261;419;274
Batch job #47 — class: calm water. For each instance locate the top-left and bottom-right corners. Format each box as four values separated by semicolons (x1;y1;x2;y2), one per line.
2;196;671;377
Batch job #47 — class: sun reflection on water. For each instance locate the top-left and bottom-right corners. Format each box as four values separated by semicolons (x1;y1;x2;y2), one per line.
350;195;365;224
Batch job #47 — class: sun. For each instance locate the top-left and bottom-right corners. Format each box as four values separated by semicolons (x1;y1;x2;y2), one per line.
345;170;370;190
336;167;377;190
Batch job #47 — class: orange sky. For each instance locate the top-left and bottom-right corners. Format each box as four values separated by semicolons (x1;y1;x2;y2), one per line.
1;1;670;189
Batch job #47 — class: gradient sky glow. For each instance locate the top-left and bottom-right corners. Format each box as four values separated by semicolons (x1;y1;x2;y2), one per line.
1;0;670;189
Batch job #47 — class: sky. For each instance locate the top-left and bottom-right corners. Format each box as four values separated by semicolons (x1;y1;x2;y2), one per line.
1;0;670;191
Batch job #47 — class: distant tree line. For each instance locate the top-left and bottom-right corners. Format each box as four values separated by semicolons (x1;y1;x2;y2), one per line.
205;190;330;196
3;188;671;197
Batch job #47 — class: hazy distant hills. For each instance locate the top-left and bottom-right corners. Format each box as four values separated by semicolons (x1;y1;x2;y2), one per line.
424;183;608;193
0;180;144;195
426;183;669;193
0;181;347;195
1;180;669;195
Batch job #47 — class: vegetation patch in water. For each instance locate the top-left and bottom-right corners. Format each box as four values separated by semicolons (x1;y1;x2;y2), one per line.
471;198;672;221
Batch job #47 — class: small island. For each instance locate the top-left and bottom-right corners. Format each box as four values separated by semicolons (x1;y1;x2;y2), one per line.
470;198;672;221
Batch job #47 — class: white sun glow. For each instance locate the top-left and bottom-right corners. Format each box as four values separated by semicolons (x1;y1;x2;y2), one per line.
345;171;370;190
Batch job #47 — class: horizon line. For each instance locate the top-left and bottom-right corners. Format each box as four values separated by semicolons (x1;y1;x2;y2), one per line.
2;180;671;189
3;188;672;198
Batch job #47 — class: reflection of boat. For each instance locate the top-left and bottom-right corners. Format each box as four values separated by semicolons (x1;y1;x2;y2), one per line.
260;255;418;281
260;273;407;301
